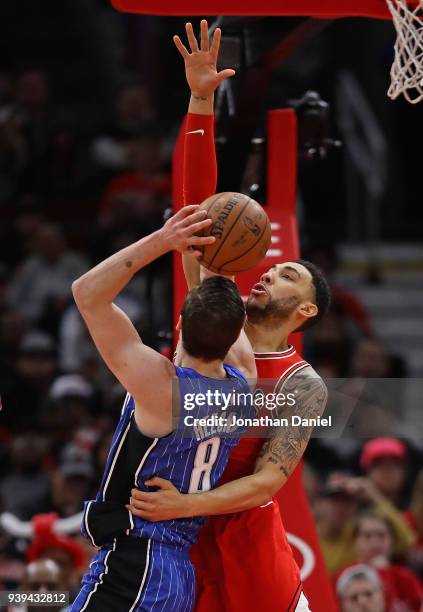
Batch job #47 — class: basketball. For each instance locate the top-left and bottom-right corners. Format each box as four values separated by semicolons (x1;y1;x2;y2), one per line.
196;192;271;274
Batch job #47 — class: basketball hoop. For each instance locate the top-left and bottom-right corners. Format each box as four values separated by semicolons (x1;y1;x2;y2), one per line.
386;0;423;103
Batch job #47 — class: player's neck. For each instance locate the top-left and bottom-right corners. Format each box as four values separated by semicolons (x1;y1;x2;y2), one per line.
181;354;227;379
244;320;290;353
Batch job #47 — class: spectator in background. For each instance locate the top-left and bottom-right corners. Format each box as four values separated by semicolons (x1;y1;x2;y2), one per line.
306;244;373;337
48;374;96;415
32;118;88;207
0;194;45;269
0;331;58;432
58;288;143;375
0;266;22;392
404;469;423;578
361;438;408;508
49;444;95;518
2;69;51;161
40;376;99;453
91;82;157;171
115;82;156;130
360;512;423;609
336;565;386;612
0;264;11;316
339;511;423;612
0;310;26;370
303;462;322;507
316;472;415;575
58;304;99;374
9;558;66;612
304;304;353;377
349;342;407;430
8;223;89;325
0;112;28;205
93;431;114;477
351;338;406;379
26;513;87;600
316;473;360;574
0;548;25;593
351;337;389;377
0;73;13;106
93;129;171;336
0;434;50;519
98;131;169;232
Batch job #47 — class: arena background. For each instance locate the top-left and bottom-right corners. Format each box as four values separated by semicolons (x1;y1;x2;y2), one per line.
0;1;422;610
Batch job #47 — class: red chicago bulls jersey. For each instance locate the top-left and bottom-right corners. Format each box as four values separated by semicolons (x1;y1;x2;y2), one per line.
219;345;309;485
192;346;311;612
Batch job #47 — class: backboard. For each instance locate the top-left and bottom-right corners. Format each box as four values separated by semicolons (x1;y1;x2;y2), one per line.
111;0;414;19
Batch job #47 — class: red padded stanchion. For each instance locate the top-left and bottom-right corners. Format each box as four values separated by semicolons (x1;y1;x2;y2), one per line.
265;110;337;612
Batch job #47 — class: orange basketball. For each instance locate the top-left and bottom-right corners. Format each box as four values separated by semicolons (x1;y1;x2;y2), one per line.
197;192;271;274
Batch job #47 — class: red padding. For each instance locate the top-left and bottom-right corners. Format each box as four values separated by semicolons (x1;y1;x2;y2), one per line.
111;0;397;19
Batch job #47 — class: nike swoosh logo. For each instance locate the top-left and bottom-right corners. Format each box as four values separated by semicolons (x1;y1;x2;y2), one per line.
186;129;205;136
259;500;274;508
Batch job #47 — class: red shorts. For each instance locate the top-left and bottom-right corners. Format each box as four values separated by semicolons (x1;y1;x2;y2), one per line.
191;499;308;612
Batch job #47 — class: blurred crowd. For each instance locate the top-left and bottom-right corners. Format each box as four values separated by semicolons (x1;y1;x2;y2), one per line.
0;66;174;608
306;439;423;611
0;57;422;612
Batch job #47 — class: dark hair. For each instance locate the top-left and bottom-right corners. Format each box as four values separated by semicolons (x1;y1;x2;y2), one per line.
181;276;245;361
353;510;395;542
293;259;331;331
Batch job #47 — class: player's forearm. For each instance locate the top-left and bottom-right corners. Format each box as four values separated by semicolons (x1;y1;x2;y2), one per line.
182;106;217;289
182;254;201;290
183;112;217;205
73;231;167;310
185;470;281;517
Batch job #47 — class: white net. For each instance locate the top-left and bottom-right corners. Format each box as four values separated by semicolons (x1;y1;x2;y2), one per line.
386;0;423;103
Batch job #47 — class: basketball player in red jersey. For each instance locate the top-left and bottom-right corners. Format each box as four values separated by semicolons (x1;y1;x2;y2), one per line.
128;21;331;612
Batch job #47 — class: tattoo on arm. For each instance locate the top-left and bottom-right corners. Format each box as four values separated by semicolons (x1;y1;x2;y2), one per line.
256;367;328;479
266;453;290;478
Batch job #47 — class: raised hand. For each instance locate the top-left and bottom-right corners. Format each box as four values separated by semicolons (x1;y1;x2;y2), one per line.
173;19;235;98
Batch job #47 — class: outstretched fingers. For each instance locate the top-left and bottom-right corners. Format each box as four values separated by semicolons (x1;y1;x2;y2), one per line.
173;35;189;59
210;27;222;61
185;22;199;53
200;19;209;52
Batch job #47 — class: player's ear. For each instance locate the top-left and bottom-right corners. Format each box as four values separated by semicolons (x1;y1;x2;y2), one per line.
298;301;318;321
176;315;182;332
